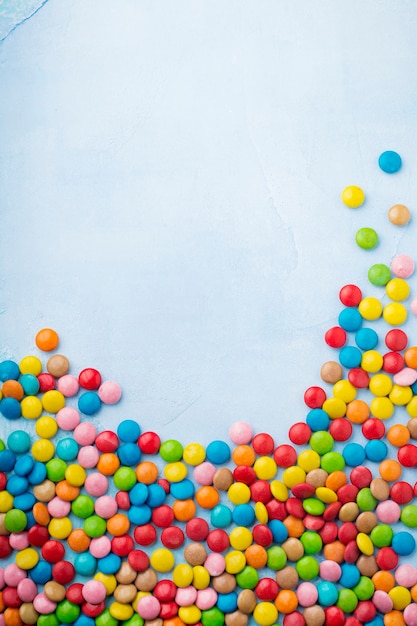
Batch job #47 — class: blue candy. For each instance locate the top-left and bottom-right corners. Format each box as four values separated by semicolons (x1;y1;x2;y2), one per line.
339;563;361;588
56;438;79;461
392;531;416;555
7;430;31;454
78;391;101;415
0;360;20;382
317;581;338;607
29;560;52;584
19;374;40;395
118;442;141;466
378;150;402;173
232;503;255;526
0;450;16;471
216;592;238;613
210;504;232;528
338;308;362;332
98;554;121;574
74;552;97;576
129;483;149;506
342;442;366;466
268;519;289;543
0;398;21;420
355;327;378;350
146;483;166;507
6;475;29;496
306;408;330;432
117;419;141;443
206;440;231;464
339;346;362;368
28;461;47;484
365;439;388;462
170;478;195;500
127;505;152;525
14;454;35;476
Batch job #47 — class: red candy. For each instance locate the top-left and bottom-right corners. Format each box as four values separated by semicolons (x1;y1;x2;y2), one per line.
134;524;157;546
339;284;362;307
252;524;273;547
206;529;230;552
66;583;84;604
325;606;346;626
285;498;305;519
383;351;404;374
304;386;327;408
82;601;106;617
111;534;134;556
160;526;185;549
42;540;65;563
185;517;210;541
390;481;414;504
292;482;316;499
250;480;272;503
252;433;275;455
154;580;177;602
52;560;75;584
255;577;279;601
27;524;50;547
348;368;370;389
283;612;306;626
2;587;22;608
303;514;325;531
127;549;150;572
344;540;360;563
0;536;12;558
338;522;358;544
376;547;398;570
266;500;287;520
37;372;56;391
350;466;372;489
274;444;297;467
138;431;161;454
288;423;311;445
116;491;131;510
325;326;347;348
233;466;256;485
362;418;385;440
329;418;353;442
385;329;408;351
354;601;376;623
152;505;175;528
78;367;102;390
95;430;119;453
337;484;359;504
398;444;417;467
319;522;339;543
159;601;179;619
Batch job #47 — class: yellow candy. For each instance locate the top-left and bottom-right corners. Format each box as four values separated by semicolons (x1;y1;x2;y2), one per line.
48;516;72;539
150;547;175;572
193;565;210;589
370;397;394;420
32;439;55;462
42;390;65;413
182;443;206;466
15;547;39;570
253;601;279;626
341;185;365;208
94;572;117;594
172;563;194;587
225;550;246;574
164;461;188;483
109;602;133;621
356;532;374;555
19;356;42;376
369;374;393;397
389;385;413;406
229;527;253;551
253;456;277;480
358;297;383;320
383;302;407;326
406;396;417;418
322;397;346;418
228;482;251;505
255;501;268;524
388;586;412;610
270;480;289;502
35;415;58;439
386;278;410;302
20;396;43;420
179;605;202;625
316;486;338;503
282;466;306;489
0;491;14;512
65;464;87;487
297;450;320;472
333;380;357;403
361;350;383;373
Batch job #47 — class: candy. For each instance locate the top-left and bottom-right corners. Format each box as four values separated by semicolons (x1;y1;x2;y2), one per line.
379;150;402;173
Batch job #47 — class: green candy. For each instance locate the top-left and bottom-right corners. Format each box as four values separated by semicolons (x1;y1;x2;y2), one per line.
113;466;137;490
370;524;394;547
266;546;287;570
96;610;119;626
295;555;319;580
300;531;323;555
309;431;334;455
84;514;107;538
37;615;59;626
0;439;5;452
368;263;391;286
356;487;377;512
353;576;375;600
71;494;95;518
55;600;80;624
4;508;27;533
46;458;67;482
356;227;379;250
201;607;225;626
401;504;417;528
320;451;345;473
236;565;259;589
303;497;326;516
122;616;144;626
337;588;359;613
159;439;184;462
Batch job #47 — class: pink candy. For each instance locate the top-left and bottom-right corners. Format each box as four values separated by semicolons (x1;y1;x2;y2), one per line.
296;582;318;607
17;578;37;602
391;254;415;278
95;495;118;518
229;421;253;444
98;380;122;404
319;560;342;582
84;472;108;496
57;374;80;397
82;580;107;604
196;587;218;610
33;592;57;614
4;564;26;587
89;536;111;558
404;604;417;626
193;462;216;486
395;564;417;588
56;406;80;430
176;586;198;607
74;422;97;445
394;367;417;386
373;590;393;614
47;496;71;518
137;595;161;620
204;553;225;576
77;445;100;468
376;500;401;524
9;532;29;550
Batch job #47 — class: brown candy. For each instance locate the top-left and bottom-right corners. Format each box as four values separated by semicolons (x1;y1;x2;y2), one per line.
357;555;378;577
116;561;137;584
144;620;163;626
114;584;137;604
320;361;343;383
275;565;299;589
282;537;304;561
304;605;326;626
33;479;56;502
388;203;411;226
44;581;66;602
408;417;417;439
0;514;8;536
338;502;359;522
135;569;158;591
19;603;39;625
356;511;378;534
213;468;234;491
184;542;207;566
237;589;257;614
370;477;390;501
46;354;70;377
225;610;249;626
212;572;237;593
306;469;328;488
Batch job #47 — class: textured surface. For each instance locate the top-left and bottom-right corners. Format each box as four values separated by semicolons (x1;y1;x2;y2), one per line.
1;1;417;442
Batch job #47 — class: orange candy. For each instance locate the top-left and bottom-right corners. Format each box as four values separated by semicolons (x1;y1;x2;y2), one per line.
384;610;406;626
107;513;130;536
4;608;22;626
245;544;268;568
68;528;91;552
346;399;370;424
56;480;80;502
275;589;298;613
379;459;402;482
163;618;186;626
33;502;51;526
135;461;159;485
1;380;24;400
326;470;347;492
283;515;305;538
323;540;345;563
35;328;59;352
231;445;256;467
372;570;396;592
387;424;410;447
96;453;120;476
195;486;220;509
172;499;197;522
404;347;417;368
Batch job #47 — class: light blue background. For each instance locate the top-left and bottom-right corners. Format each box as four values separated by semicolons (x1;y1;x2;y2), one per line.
1;1;417;445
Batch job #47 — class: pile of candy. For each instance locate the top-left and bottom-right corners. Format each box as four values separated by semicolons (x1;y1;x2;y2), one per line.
1;151;417;626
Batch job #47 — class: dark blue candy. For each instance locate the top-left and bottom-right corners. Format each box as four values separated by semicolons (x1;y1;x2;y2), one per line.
14;454;35;476
392;531;416;555
29;560;52;584
118;442;142;466
129;483;149;506
0;360;20;382
0;450;16;471
14;493;36;511
0;398;21;420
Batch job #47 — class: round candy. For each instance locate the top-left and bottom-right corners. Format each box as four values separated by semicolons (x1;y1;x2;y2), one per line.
368;264;391;286
342;186;365;208
356;227;378;250
378;150;402;173
98;380;122;404
36;328;59;351
391;254;414;278
229;422;253;445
